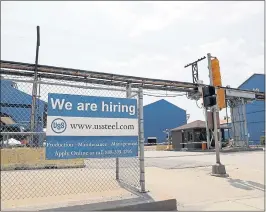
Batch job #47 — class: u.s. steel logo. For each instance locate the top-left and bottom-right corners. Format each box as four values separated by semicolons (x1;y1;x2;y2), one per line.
51;118;67;134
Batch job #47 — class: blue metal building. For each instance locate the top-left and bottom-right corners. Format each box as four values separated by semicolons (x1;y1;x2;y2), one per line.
0;78;46;133
231;74;265;145
143;99;187;143
239;74;265;145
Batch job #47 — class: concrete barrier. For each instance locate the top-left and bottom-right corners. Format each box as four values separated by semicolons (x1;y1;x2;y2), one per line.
156;145;173;151
1;148;85;170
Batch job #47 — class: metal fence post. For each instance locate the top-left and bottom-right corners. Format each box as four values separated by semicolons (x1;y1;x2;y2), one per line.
230;105;236;145
116;83;132;180
138;87;146;192
242;99;249;147
225;100;230;139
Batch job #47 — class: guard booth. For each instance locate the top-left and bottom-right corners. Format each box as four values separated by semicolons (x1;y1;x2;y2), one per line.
171;120;230;150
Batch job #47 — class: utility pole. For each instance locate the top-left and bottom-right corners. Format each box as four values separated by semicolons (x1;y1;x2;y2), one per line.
30;26;40;147
207;53;228;177
185;57;210;149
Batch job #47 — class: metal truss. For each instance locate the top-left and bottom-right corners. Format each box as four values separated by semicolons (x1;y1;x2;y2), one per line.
0;60;264;101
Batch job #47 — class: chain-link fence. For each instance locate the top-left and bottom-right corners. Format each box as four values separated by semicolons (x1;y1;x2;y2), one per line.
0;74;145;208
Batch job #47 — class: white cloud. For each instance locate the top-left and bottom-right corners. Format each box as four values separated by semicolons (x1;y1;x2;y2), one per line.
128;2;208;38
218;2;264;24
1;1;264;122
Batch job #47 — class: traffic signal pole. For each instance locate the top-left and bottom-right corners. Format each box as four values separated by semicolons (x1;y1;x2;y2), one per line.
207;53;220;163
204;108;211;149
212;103;221;164
207;53;228;177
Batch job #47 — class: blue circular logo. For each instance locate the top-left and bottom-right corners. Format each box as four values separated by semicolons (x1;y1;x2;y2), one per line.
51;118;67;134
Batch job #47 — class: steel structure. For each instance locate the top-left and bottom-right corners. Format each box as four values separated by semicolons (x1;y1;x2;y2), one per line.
184;56;206;84
0;60;265;101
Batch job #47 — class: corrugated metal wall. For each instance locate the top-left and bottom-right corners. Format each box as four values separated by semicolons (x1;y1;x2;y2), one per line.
0;79;46;131
232;74;265;145
143;99;187;143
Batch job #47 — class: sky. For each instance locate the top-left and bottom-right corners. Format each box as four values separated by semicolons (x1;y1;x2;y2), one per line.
1;1;264;122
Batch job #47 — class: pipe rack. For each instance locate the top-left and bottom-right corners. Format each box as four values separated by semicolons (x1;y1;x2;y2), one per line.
0;60;264;100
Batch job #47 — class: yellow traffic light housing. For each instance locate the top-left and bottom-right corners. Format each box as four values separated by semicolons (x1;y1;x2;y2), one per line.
211;58;226;110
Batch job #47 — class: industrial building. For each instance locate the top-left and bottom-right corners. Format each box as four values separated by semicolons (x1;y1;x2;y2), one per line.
0;78;46;145
143;99;187;144
231;74;265;145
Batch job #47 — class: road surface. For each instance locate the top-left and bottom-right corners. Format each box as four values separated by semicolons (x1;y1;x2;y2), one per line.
1;150;264;211
144;150;265;211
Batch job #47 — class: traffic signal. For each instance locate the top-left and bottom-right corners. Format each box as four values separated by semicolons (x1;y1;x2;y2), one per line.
211;58;226;110
211;58;221;86
202;86;217;108
217;88;226;110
